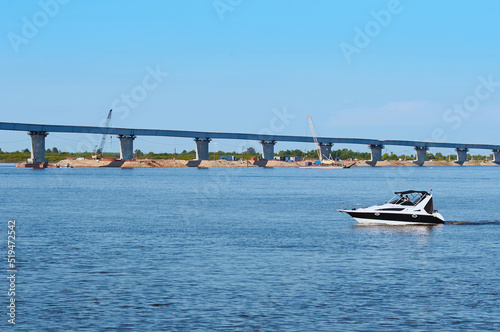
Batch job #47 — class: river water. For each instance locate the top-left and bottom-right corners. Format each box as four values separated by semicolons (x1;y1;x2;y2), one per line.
1;164;499;331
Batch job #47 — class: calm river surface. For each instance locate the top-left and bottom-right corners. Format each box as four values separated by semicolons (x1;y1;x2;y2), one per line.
1;164;500;331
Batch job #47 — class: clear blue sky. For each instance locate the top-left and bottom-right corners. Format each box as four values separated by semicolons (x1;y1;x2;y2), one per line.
1;0;499;155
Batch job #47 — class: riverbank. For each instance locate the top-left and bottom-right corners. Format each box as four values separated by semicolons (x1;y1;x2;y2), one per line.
56;159;301;168
54;159;500;168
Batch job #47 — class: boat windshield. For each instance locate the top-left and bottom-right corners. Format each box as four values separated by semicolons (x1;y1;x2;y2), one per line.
388;192;427;206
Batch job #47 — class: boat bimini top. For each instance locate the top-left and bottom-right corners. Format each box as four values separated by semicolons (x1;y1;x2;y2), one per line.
388;190;434;213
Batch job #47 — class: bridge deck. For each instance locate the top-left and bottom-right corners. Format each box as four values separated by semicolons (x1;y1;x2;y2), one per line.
1;122;498;150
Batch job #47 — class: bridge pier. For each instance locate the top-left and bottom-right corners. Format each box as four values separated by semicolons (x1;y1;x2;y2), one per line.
118;135;136;160
319;143;333;160
194;138;211;160
493;149;500;164
456;148;468;164
27;131;48;165
260;140;276;160
414;146;428;165
369;144;384;162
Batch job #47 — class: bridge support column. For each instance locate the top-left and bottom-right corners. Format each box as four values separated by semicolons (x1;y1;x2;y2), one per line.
27;131;48;165
369;144;384;162
194;138;211;160
260;140;276;160
456;148;468;164
493;149;500;164
414;146;428;165
118;135;136;160
319;143;333;160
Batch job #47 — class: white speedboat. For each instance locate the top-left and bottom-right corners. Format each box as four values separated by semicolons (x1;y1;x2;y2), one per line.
338;190;445;225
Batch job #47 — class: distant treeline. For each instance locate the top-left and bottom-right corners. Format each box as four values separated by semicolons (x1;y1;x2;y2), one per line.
0;147;494;162
0;150;120;163
381;151;493;162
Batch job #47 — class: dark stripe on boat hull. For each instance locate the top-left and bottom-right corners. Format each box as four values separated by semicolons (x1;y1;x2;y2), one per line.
345;211;444;224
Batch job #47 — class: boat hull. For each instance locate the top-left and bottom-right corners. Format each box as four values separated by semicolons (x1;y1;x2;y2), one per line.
16;163;59;169
16;163;45;169
299;166;344;169
344;211;445;225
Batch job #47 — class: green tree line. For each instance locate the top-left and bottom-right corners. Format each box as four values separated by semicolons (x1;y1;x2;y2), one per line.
0;147;494;162
381;152;493;161
0;149;120;163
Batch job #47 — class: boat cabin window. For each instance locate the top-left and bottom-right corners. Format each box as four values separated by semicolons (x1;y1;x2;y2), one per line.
388;192;427;206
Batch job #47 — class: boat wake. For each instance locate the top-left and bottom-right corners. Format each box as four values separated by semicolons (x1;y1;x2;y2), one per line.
445;221;500;225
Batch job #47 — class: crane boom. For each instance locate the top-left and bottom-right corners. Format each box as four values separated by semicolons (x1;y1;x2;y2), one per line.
94;109;112;159
306;115;323;161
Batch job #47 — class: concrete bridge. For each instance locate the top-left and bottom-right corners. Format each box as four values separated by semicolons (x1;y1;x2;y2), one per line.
1;122;499;165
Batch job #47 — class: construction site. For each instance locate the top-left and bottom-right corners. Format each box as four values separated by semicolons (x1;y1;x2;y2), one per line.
6;111;500;168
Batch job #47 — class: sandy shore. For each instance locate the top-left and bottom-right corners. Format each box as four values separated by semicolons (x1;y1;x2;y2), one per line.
355;160;499;167
56;159;500;168
57;159;301;168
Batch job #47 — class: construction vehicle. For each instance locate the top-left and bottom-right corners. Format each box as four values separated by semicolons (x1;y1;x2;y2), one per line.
306;115;335;165
92;109;113;160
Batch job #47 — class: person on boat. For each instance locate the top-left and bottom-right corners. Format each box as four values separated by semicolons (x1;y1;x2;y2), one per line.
397;194;404;204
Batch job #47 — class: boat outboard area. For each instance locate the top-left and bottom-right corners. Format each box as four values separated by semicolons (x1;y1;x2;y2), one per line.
338;190;445;225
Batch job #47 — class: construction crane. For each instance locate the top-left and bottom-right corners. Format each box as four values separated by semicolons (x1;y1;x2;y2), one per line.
306;115;334;165
93;109;112;160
